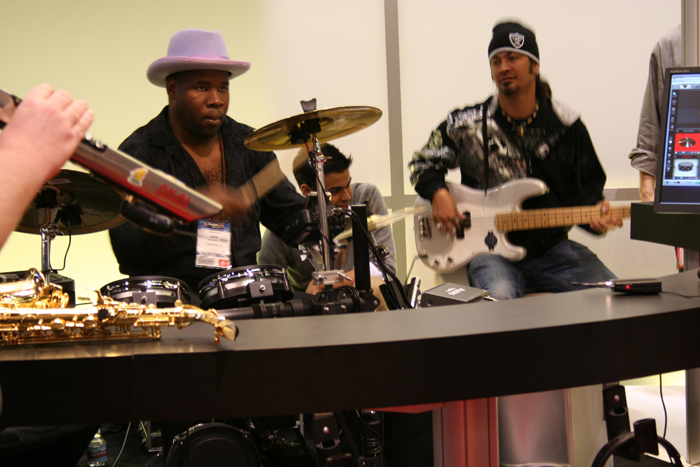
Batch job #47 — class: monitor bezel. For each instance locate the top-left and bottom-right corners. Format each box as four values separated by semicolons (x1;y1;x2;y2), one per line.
654;66;700;213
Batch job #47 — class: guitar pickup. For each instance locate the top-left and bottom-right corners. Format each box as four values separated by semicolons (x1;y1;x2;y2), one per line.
455;212;471;239
418;216;432;240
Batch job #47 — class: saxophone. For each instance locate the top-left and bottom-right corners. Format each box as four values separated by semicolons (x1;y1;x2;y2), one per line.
0;269;237;346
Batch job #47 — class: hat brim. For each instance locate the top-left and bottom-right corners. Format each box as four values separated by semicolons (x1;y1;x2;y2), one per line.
147;56;251;87
488;47;539;64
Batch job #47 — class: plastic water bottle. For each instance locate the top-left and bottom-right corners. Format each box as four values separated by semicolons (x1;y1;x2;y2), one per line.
87;428;107;467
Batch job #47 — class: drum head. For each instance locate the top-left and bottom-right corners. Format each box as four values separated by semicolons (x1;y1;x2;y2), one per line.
100;276;191;307
198;265;293;309
165;423;259;467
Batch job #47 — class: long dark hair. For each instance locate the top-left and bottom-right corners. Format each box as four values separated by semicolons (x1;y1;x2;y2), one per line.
536;74;552;100
530;58;552;99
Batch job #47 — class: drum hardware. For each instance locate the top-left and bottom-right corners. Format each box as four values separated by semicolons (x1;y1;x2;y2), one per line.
357;410;383;466
342;204;412;311
216;285;370;321
165;423;260;467
346;204;378;305
308;135;333;271
242;416;315;466
311;270;353;288
332;206;423;308
310;413;352;466
282;197;346;253
244;99;382;273
14;169;126;276
243;99;406;310
100;276;192;308
406;277;422;309
198;265;294;310
305;410;385;467
138;421;162;453
243;101;382;152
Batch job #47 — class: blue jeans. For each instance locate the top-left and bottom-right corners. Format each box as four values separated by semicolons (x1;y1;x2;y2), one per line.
467;239;617;300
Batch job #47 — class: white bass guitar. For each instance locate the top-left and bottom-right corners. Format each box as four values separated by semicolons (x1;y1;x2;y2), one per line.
414;179;630;273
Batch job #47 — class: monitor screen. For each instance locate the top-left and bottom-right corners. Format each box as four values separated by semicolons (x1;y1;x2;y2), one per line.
655;67;700;213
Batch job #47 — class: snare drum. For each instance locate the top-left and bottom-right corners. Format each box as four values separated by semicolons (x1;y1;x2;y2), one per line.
198;265;293;309
100;276;191;307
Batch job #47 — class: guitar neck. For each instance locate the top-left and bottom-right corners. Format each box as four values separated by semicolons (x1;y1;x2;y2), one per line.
495;205;631;232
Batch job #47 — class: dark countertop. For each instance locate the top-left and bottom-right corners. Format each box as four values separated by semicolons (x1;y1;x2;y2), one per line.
1;270;699;426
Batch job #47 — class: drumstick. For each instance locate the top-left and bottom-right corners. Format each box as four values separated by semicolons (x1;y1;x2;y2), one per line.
244;158;286;200
333;206;428;241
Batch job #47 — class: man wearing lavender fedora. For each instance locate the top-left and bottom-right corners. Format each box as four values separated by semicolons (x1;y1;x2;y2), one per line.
109;29;306;293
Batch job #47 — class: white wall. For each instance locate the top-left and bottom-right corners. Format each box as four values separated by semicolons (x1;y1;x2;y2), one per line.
0;0;681;295
0;0;390;292
398;0;681;288
399;0;681;189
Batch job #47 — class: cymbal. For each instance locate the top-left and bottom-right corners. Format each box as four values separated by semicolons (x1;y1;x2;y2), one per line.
334;206;427;241
244;106;382;151
17;170;126;235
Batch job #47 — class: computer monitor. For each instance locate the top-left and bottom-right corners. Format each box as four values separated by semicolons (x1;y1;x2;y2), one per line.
654;67;700;213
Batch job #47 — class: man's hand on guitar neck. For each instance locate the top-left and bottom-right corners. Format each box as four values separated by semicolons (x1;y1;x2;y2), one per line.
431;187;466;234
589;199;623;234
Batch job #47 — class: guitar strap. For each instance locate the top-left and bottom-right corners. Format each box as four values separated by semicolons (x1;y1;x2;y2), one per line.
481;98;489;195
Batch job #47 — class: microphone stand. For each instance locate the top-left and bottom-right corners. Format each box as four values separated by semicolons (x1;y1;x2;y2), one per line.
349;204;380;312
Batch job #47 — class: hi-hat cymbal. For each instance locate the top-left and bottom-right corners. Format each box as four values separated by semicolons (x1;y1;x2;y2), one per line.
17;170;125;235
334;206;427;241
244;106;382;151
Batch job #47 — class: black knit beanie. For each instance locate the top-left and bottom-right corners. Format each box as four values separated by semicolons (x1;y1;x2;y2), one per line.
488;21;539;63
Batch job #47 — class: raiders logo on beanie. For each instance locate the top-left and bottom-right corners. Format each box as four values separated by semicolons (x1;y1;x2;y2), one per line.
488;21;539;63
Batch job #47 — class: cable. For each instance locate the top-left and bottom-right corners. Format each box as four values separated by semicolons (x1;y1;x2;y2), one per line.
406;255;418;281
659;374;668;440
110;422;131;467
590;433;683;467
660;290;700;299
54;224;72;272
46;223;72;273
185;424;191;467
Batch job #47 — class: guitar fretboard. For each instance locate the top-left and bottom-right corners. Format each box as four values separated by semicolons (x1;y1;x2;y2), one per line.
494;205;631;232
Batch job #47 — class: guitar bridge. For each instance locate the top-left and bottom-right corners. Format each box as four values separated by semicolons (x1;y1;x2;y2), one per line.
418;216;432;240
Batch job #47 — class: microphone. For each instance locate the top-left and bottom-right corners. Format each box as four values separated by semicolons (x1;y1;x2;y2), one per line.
120;200;175;236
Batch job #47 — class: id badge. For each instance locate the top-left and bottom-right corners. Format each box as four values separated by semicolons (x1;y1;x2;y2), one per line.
195;220;231;269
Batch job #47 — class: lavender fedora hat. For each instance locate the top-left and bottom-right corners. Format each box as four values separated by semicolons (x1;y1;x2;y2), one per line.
147;29;251;87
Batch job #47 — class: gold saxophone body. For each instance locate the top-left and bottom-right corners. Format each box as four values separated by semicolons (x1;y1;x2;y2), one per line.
0;269;237;346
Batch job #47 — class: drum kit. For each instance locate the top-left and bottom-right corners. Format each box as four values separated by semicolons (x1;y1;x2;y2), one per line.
4;97;419;315
1;97;412;467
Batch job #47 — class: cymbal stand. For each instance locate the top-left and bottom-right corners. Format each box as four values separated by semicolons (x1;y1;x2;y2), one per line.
36;187;62;276
307;138;333;270
294;99;333;273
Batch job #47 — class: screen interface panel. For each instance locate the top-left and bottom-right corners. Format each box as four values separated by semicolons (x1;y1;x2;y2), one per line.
657;70;700;211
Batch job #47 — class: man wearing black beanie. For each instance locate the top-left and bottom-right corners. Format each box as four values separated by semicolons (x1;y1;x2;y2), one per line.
410;20;621;298
409;20;621;467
